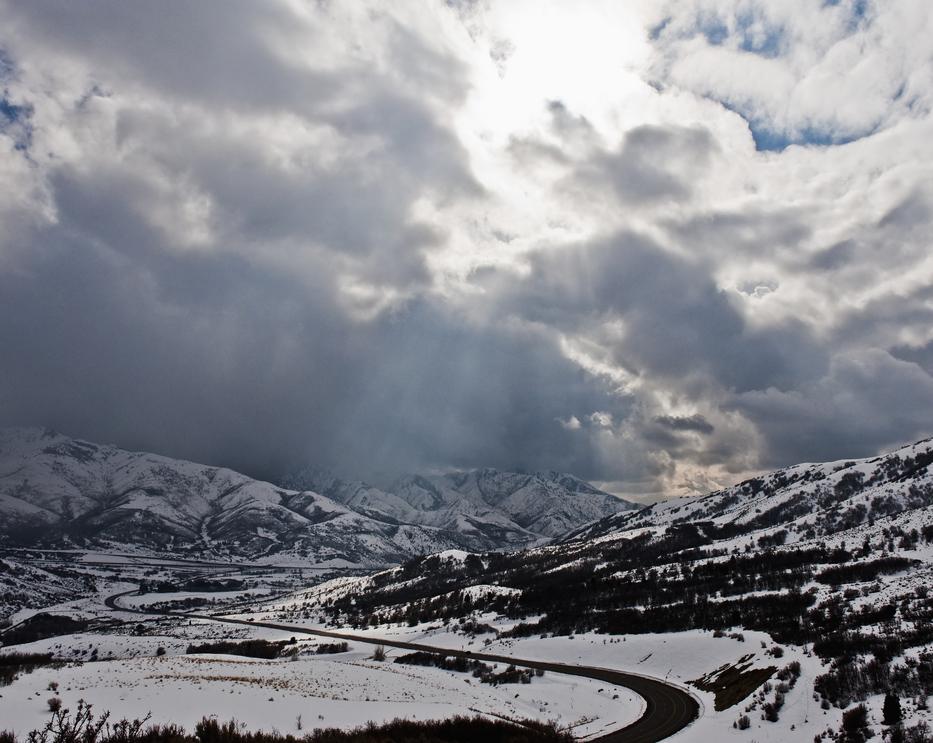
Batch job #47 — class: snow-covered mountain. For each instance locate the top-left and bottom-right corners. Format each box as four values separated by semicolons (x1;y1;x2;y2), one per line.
563;435;933;545
279;466;636;543
0;428;630;565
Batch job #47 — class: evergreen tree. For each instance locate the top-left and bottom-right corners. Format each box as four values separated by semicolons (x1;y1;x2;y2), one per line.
883;692;903;725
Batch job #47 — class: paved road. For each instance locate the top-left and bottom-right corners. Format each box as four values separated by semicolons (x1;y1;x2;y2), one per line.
106;590;699;742
0;548;372;574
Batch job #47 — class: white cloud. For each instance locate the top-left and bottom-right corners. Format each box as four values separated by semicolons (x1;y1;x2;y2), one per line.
558;415;582;431
590;412;614;428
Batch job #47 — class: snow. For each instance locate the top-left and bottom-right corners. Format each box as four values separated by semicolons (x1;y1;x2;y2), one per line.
0;634;642;739
280;621;840;743
433;549;471;562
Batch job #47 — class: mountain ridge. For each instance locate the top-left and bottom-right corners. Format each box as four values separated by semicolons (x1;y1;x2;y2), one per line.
0;427;631;564
563;434;933;545
280;465;636;543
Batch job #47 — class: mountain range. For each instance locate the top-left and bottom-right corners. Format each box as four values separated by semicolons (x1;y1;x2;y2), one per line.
279;466;634;541
0;428;634;565
5;427;933;741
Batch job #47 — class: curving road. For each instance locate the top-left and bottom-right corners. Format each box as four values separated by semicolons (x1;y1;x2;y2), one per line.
105;590;699;742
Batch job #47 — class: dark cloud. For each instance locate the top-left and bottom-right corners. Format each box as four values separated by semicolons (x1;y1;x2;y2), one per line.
2;1;338;111
808;240;855;271
106;108;459;289
0;0;499;482
664;207;813;260
494;232;828;393
578;124;717;205
655;414;715;434
829;270;933;350
546;100;597;142
731;350;933;467
890;341;933;376
506;114;717;211
878;189;932;231
0;211;635;484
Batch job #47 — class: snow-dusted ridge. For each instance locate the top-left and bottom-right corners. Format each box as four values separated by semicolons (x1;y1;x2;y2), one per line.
564;435;933;547
280;464;636;544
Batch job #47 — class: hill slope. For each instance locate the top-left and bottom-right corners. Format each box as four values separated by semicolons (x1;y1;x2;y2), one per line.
564;435;933;545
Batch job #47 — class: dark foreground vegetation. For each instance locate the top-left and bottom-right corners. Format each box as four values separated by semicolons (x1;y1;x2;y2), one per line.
395;651;542;685
1;613;92;646
185;638;297;659
0;651;61;686
1;702;572;743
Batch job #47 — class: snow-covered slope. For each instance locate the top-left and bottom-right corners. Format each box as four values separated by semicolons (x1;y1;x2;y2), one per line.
281;467;635;545
565;436;933;545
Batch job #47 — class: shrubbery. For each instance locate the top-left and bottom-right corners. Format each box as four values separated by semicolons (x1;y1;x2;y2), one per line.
816;557;916;586
10;703;571;743
815;649;933;709
0;652;60;687
1;614;90;646
394;652;536;685
185;639;292;660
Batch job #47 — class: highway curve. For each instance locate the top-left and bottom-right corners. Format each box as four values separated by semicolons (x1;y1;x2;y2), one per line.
106;590;699;742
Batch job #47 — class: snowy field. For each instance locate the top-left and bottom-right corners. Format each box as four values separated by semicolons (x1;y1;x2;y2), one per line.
0;609;642;739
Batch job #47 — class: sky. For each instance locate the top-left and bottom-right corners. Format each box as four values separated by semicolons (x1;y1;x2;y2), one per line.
1;0;932;501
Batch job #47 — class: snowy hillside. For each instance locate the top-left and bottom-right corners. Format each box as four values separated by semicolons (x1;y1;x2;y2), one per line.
565;436;933;545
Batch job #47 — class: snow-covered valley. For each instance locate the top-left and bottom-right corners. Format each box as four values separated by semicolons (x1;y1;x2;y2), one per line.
4;432;933;741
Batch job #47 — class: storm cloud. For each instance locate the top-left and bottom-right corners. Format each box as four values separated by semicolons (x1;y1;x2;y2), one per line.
1;0;932;499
